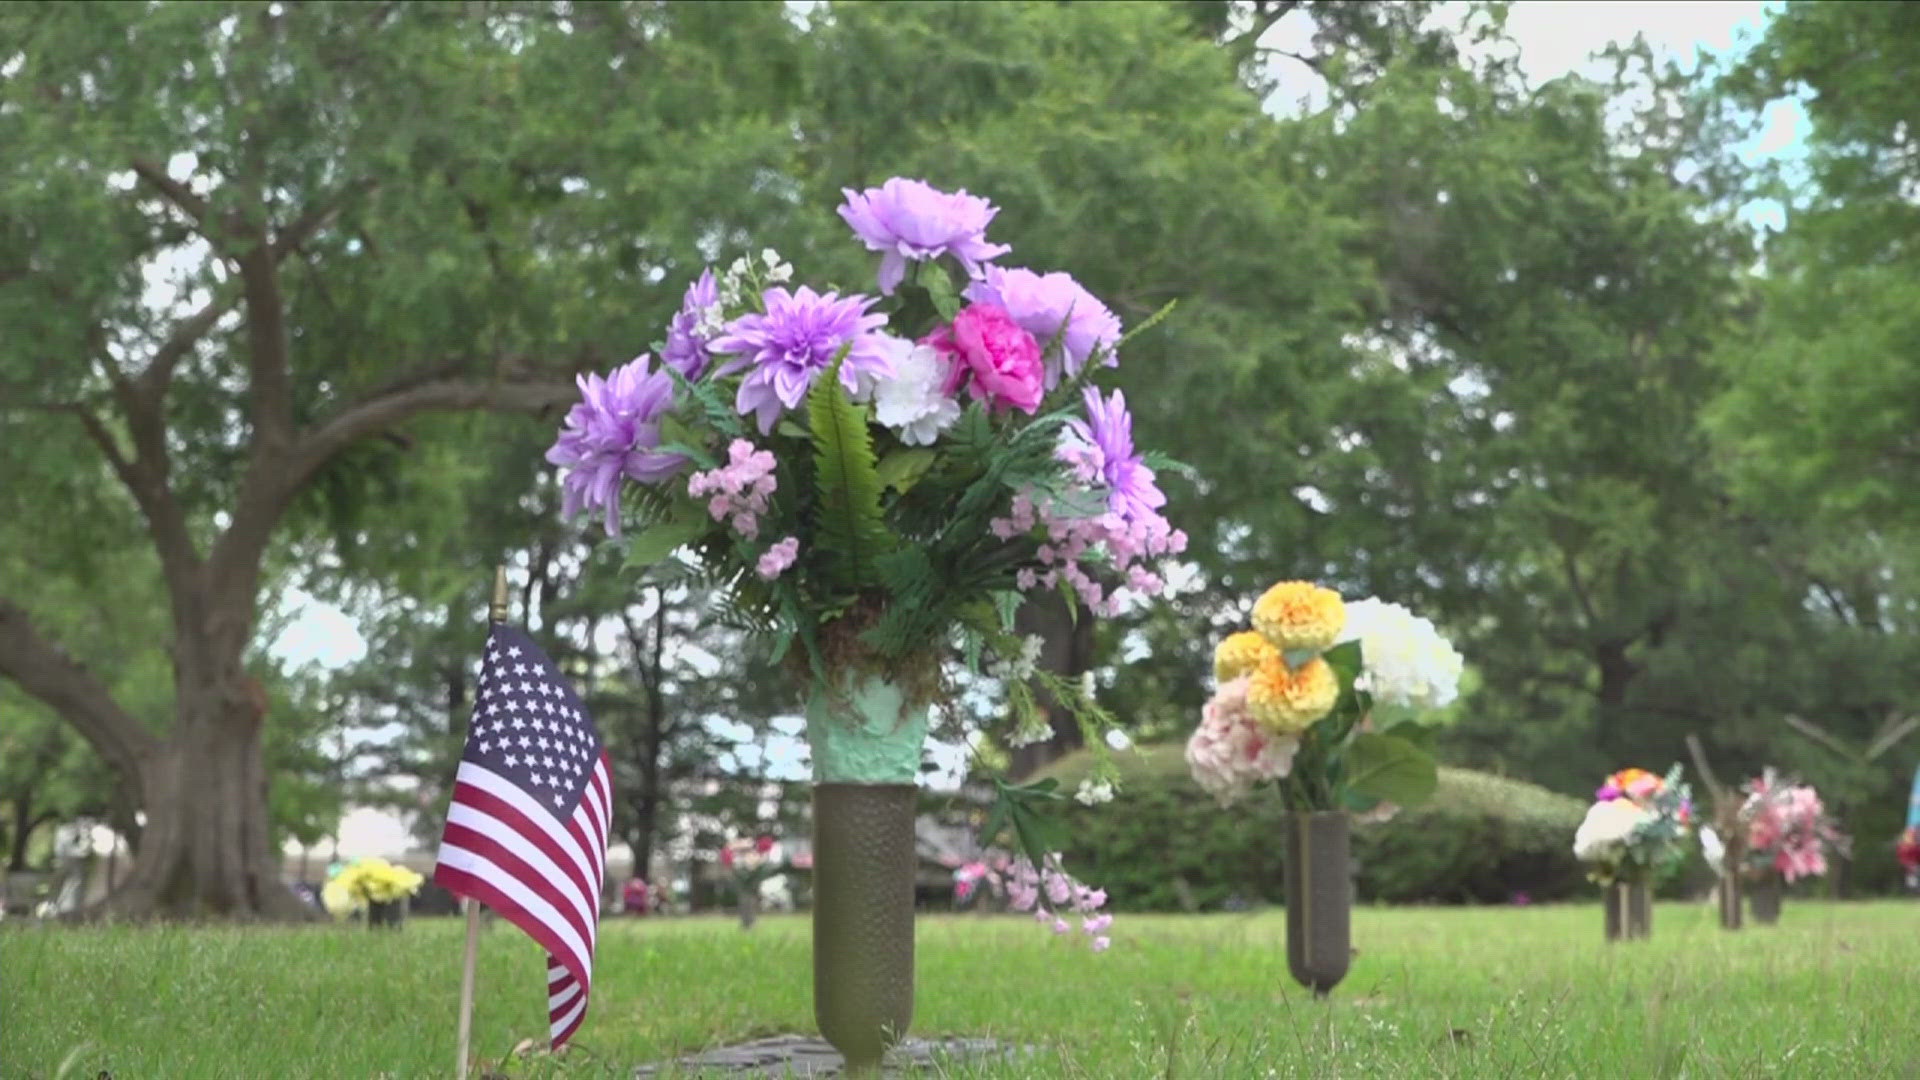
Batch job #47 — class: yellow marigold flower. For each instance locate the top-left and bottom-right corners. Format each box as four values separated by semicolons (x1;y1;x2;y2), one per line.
1246;655;1339;735
1214;631;1278;682
1251;581;1346;652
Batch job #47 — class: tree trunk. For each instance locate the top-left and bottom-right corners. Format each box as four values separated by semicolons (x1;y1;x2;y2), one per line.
1007;592;1095;779
8;796;44;872
99;678;309;920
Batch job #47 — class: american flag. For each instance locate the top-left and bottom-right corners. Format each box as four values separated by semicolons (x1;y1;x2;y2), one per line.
434;624;611;1050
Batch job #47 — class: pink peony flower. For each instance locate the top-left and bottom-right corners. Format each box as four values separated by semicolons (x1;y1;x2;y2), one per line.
1185;677;1298;806
926;302;1044;414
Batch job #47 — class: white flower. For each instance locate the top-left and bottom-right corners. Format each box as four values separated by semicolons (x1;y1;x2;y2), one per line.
1337;598;1464;710
1075;778;1115;806
1700;825;1725;876
1573;799;1647;863
869;340;960;445
1079;671;1097;699
988;634;1045;683
760;247;793;283
1007;715;1053;748
1104;728;1133;751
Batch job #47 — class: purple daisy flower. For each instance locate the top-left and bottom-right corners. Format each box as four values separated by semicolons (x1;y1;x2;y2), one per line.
661;268;720;379
965;266;1122;389
545;354;686;537
1066;387;1165;522
710;285;894;434
837;178;1012;295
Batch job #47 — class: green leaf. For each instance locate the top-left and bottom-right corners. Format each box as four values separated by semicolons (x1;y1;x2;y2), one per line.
807;351;896;588
1343;733;1439;807
922;266;962;321
875;447;938;493
623;515;710;571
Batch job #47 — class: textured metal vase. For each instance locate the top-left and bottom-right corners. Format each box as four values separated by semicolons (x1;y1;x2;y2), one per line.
1603;879;1652;941
366;899;405;929
812;783;916;1075
1283;811;1351;996
1749;873;1783;925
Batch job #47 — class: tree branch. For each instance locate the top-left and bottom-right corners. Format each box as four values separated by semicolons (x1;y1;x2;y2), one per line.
293;370;579;484
0;600;160;783
130;157;212;230
138;285;243;394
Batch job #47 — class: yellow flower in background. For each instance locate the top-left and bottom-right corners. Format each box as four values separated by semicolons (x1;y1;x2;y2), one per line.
1214;631;1278;682
321;878;359;919
1246;655;1339;734
326;857;426;912
1251;581;1345;652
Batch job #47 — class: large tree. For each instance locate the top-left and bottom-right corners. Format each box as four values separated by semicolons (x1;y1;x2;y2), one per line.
0;2;802;916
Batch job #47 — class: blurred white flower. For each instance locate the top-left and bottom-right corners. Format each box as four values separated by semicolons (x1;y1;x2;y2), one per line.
1075;778;1115;806
1104;728;1133;751
1700;825;1725;875
1573;799;1647;862
1338;598;1464;710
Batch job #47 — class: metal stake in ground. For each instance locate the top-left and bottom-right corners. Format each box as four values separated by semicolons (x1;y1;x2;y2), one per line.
455;565;510;1080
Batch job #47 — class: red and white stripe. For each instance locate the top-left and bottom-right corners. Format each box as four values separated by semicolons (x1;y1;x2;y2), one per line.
434;753;611;1049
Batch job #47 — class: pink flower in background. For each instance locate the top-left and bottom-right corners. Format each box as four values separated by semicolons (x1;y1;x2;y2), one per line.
926;302;1044;414
837;178;1011;294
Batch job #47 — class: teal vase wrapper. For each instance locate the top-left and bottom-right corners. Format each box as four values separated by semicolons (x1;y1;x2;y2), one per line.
805;673;930;785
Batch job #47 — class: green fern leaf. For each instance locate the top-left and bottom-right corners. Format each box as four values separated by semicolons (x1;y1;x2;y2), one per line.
808;355;895;589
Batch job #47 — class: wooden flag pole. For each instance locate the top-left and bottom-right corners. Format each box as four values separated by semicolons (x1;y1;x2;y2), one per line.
456;566;509;1080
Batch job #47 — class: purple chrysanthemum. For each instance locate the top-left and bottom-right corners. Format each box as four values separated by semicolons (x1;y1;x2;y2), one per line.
1066;387;1165;522
662;268;720;379
545;354;686;537
710;286;894;434
837;178;1012;295
965;266;1123;389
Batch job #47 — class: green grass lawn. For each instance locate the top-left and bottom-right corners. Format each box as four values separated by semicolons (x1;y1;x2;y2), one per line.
4;901;1916;1078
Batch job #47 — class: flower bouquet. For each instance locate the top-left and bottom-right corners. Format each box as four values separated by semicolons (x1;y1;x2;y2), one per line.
719;835;784;930
1185;583;1463;994
1733;771;1845;923
1573;766;1693;940
546;178;1185;1068
321;857;424;929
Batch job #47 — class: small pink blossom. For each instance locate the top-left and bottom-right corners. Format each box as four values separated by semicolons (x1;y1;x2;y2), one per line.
690;439;779;538
1092;936;1111;953
756;536;799;580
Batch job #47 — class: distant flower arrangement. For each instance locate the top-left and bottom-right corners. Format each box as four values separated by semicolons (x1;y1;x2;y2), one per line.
1573;766;1694;885
1186;583;1463;814
1738;771;1846;882
1897;828;1920;876
322;857;424;917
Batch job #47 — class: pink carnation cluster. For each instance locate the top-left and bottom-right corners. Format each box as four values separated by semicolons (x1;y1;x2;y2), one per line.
1185;677;1298;806
756;536;799;581
990;490;1186;617
688;439;777;538
1745;776;1838;882
1001;854;1113;951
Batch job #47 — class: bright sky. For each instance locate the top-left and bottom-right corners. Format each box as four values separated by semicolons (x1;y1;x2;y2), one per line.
278;0;1800;859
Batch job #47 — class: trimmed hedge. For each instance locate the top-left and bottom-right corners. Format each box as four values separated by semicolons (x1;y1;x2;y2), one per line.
1038;745;1590;909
